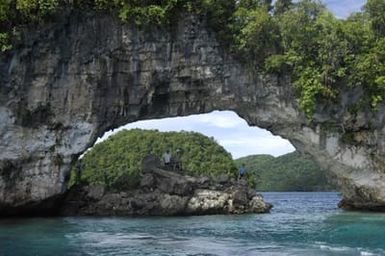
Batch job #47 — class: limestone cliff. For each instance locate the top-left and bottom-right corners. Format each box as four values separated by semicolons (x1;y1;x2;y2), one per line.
1;10;385;215
61;166;272;216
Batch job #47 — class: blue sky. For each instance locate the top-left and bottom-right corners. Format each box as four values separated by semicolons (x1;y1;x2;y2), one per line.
324;0;366;18
99;0;367;159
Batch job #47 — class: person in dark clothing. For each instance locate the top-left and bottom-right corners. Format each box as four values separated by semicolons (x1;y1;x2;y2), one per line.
173;148;182;171
238;164;246;180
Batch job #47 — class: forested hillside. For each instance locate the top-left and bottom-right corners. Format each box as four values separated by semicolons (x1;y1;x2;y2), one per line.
236;152;336;191
70;129;237;189
71;129;334;192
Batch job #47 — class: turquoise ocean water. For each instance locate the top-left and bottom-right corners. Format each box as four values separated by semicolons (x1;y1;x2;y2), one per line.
1;192;385;256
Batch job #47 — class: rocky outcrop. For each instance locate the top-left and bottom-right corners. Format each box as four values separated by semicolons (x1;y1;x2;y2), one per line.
60;167;272;216
1;9;385;214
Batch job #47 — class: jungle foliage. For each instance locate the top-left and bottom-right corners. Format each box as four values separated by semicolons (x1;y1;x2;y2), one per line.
1;0;385;117
235;152;336;192
69;129;237;189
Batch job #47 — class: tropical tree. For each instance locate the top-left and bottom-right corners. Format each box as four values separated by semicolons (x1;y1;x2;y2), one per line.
273;0;293;15
365;0;385;38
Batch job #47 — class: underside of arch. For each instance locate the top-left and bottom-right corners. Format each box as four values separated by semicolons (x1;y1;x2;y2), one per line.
1;10;385;215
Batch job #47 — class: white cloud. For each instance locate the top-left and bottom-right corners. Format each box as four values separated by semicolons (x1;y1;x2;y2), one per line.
219;131;295;158
189;112;246;128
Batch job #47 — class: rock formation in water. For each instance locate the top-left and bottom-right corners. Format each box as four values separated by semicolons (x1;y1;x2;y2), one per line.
1;10;385;215
61;159;272;216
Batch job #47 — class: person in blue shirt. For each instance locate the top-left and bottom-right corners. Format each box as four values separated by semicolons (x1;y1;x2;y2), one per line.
239;164;246;180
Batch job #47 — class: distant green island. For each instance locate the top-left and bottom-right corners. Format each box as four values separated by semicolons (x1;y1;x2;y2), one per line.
70;129;237;189
71;129;335;192
236;152;336;192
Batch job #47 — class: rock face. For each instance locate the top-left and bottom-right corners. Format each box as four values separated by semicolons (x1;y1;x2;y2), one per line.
1;10;385;214
60;167;272;216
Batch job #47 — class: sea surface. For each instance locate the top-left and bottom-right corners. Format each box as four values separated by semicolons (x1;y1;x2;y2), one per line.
1;192;385;256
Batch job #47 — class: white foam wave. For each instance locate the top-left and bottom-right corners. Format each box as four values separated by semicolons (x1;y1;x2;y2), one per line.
319;244;384;256
360;252;376;256
319;244;353;252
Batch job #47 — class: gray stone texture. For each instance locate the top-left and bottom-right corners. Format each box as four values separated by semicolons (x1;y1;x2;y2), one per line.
1;10;385;213
60;167;272;216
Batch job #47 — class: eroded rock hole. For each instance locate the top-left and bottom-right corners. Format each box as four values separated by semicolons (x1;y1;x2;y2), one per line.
62;111;335;216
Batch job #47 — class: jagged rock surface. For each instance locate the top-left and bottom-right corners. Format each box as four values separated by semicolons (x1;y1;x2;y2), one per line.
60;167;272;216
1;10;385;214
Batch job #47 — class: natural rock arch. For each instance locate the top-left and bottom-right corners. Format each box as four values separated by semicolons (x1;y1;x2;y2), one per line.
1;11;385;214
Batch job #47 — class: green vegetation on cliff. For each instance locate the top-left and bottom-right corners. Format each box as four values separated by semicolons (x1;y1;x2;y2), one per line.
70;129;236;189
1;0;385;117
236;152;335;191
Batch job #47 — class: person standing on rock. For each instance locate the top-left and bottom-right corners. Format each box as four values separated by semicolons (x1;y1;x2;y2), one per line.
163;150;172;169
238;164;246;180
173;148;182;171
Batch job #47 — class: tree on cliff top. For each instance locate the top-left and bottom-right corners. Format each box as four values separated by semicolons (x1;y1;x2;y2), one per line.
1;0;385;120
70;129;237;190
273;0;293;15
365;0;385;38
